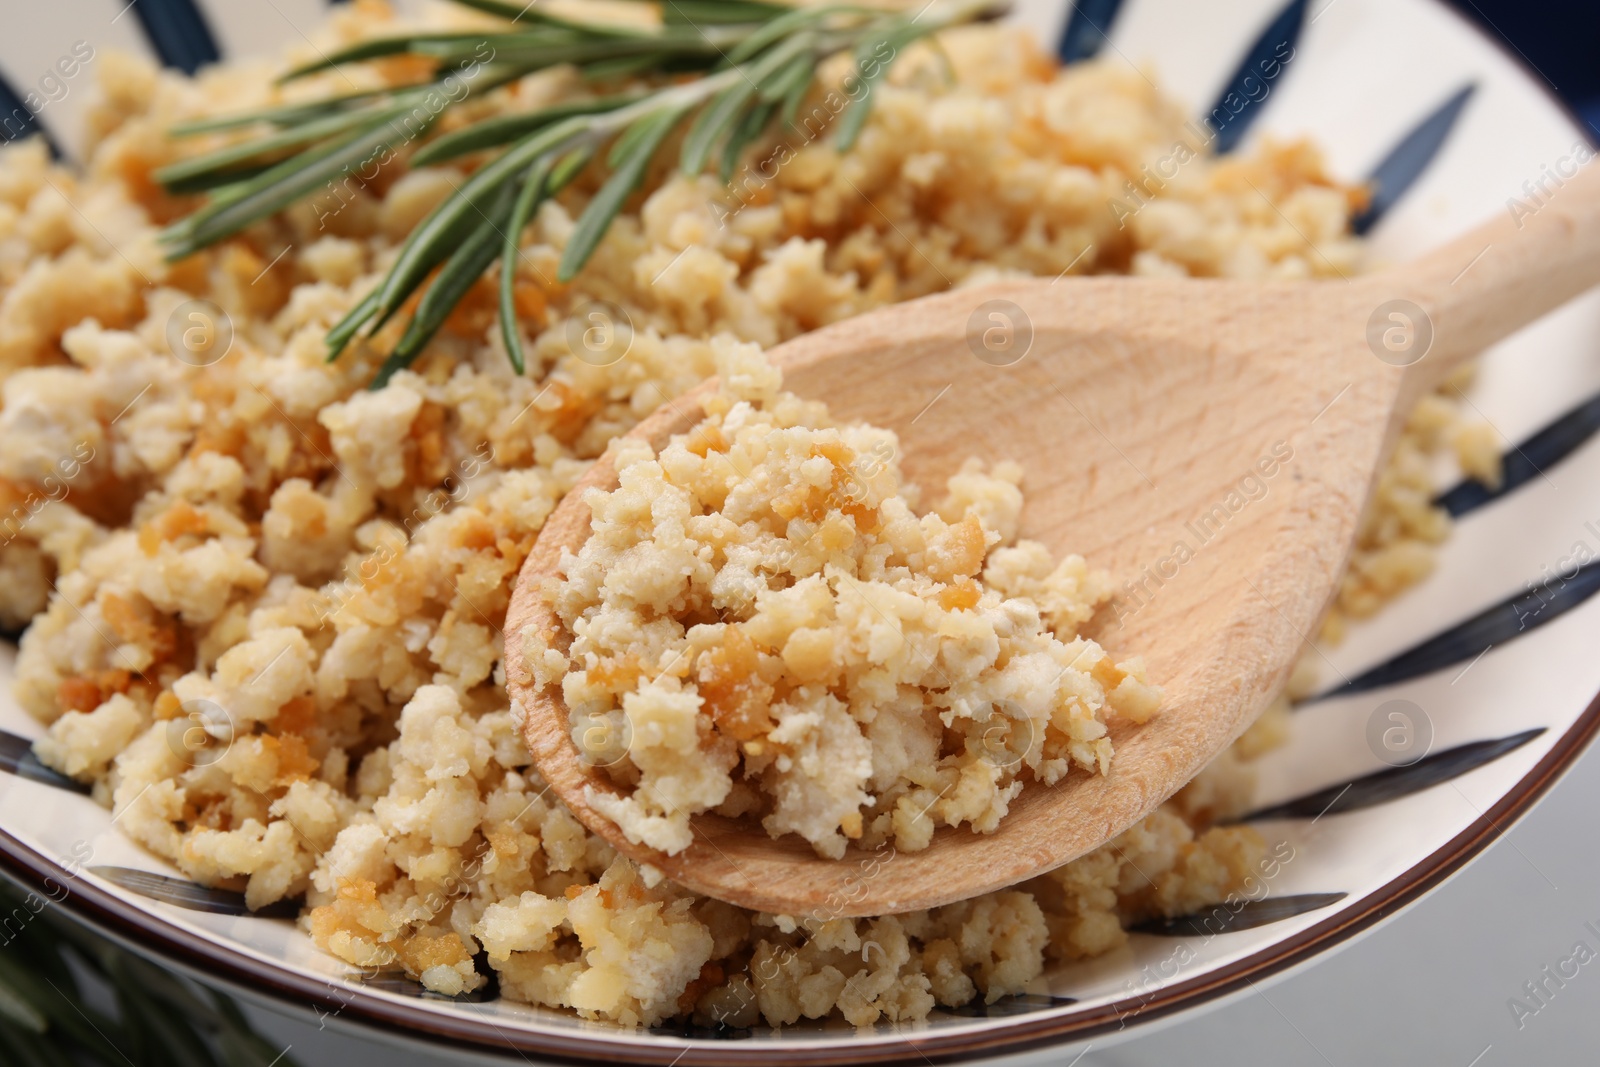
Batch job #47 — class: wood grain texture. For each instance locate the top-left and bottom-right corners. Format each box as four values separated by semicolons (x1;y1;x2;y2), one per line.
504;162;1600;917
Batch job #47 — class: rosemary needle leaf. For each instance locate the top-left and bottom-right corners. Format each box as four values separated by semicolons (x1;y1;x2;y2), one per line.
158;126;358;246
449;0;657;38
161;163;277;196
580;53;670;82
760;48;814;104
605;108;663;168
832;79;875;151
170;87;396;135
155;104;398;187
464;35;724;78
326;287;383;362
841;12;956;151
373;113;586;329
778;65;812;129
680;79;759;176
833;37;900;151
369;166;511;324
376;185;517;387
412;92;641;167
721;97;776;180
681;32;809;176
500;156;556;375
563;103;690;281
279;32;489;81
360;205;487;338
415;36;599;68
550;143;597;190
722;4;834;66
160;0;998;383
161;110;417;258
495;142;594;374
835;12;950;153
662;0;791;26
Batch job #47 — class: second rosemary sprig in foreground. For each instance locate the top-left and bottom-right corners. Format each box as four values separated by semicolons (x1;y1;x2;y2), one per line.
155;0;1004;387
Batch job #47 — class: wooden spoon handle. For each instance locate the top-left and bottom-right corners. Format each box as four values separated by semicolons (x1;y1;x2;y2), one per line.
1375;155;1600;396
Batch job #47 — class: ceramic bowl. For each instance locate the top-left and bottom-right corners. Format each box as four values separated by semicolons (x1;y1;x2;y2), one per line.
2;0;1597;1063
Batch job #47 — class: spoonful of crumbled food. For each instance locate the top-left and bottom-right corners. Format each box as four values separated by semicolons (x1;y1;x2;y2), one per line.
507;163;1600;917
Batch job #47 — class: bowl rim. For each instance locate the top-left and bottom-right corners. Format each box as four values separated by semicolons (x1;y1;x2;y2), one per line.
3;0;1599;1063
3;688;1597;1065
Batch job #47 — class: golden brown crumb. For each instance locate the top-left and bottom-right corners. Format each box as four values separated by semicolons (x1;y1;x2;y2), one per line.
0;2;1451;1029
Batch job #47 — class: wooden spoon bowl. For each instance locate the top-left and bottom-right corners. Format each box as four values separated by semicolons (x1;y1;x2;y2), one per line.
505;164;1600;917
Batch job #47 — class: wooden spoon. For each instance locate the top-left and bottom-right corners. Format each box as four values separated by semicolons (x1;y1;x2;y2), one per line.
505;162;1600;917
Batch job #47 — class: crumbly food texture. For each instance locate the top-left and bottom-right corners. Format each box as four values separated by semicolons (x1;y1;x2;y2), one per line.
0;1;1494;1029
537;340;1158;859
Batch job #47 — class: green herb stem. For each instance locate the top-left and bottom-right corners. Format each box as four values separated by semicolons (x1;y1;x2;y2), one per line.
157;0;1006;385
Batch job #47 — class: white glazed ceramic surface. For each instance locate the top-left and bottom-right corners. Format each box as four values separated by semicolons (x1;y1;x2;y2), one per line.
1;1;1596;1064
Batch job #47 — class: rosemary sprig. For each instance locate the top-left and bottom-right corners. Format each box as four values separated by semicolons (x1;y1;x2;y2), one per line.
158;0;1003;386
